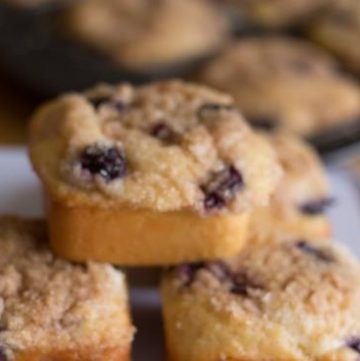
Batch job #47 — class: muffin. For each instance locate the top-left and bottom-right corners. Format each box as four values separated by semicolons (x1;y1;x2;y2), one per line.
196;37;360;138
0;216;134;361
227;0;333;29
29;80;281;266
64;0;229;72
310;0;360;76
162;239;360;361
249;131;332;243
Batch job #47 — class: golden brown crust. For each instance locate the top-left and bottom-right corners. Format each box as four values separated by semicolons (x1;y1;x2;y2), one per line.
0;217;134;360
47;198;249;266
14;345;131;361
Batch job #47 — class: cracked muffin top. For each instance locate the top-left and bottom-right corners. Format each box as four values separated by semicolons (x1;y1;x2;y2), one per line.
29;80;281;215
0;217;133;359
64;0;229;71
163;239;360;360
196;37;360;137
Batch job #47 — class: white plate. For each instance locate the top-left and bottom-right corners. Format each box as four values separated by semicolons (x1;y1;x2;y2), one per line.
0;146;360;360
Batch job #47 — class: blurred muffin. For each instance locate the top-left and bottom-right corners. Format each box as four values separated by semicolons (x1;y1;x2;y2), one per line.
196;37;360;138
310;0;360;76
249;131;332;243
226;0;333;29
64;0;229;72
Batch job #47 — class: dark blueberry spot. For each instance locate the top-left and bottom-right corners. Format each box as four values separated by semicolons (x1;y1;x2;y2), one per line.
300;198;334;216
150;123;177;144
172;262;205;287
113;99;128;112
296;241;334;262
229;271;263;296
204;192;226;210
80;145;127;182
248;116;278;132
173;261;231;287
89;96;110;108
202;166;244;211
89;96;128;111
198;103;236;118
0;348;7;361
347;337;360;353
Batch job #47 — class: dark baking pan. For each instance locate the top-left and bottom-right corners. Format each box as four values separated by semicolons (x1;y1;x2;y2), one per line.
0;3;210;97
309;119;360;154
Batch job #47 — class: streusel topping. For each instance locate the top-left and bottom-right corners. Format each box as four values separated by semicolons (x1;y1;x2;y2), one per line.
166;240;360;359
30;80;281;214
0;217;133;358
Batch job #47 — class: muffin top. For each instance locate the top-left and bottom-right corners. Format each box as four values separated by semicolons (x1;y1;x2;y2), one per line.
30;80;281;215
164;239;360;360
64;0;228;70
0;217;133;358
196;37;360;137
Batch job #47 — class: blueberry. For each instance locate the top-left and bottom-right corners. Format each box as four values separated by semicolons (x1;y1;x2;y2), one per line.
173;262;205;287
296;241;334;262
300;198;333;215
198;103;236;118
80;145;127;182
347;337;360;353
230;271;263;296
0;348;7;361
89;96;110;108
248;116;278;132
174;261;230;287
204;192;226;211
89;96;127;111
150;123;177;143
202;166;244;211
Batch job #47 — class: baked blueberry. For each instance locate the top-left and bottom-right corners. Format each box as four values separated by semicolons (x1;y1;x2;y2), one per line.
202;166;244;211
296;241;334;262
80;145;127;182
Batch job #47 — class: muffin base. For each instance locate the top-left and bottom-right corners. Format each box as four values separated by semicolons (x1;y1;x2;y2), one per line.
47;198;249;266
14;346;131;361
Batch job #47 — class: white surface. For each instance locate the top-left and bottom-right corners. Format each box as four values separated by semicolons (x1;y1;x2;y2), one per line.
1;146;360;360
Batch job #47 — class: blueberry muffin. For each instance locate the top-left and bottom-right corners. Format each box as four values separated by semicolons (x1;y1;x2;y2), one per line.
162;239;360;361
64;0;229;72
196;37;360;138
310;0;360;76
0;217;134;361
250;131;332;243
29;80;281;265
227;0;333;29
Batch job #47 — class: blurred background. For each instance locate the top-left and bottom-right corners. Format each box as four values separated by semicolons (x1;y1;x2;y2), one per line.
0;0;359;151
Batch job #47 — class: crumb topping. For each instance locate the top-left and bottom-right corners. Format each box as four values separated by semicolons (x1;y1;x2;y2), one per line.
0;218;133;357
30;80;281;214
